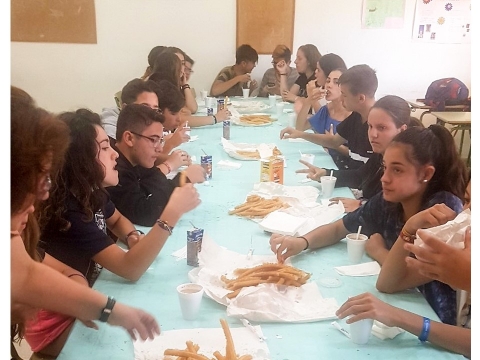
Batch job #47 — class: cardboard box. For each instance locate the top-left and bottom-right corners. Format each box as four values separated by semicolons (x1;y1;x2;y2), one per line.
260;156;284;184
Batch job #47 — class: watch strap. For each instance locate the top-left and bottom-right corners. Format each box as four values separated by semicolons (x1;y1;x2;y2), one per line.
99;296;116;322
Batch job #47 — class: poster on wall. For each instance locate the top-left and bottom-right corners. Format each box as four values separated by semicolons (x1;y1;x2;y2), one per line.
412;0;470;43
361;0;406;29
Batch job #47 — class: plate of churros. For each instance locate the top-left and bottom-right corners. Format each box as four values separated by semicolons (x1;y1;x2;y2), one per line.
233;114;274;127
192;235;339;322
221;138;282;161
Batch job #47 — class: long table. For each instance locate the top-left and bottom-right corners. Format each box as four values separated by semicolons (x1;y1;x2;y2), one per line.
58;98;462;359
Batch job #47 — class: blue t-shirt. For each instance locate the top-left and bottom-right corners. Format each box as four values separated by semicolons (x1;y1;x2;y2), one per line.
308;105;349;168
308;105;341;135
343;190;463;325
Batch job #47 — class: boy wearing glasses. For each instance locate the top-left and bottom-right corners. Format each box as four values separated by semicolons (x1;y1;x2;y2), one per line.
106;104;205;226
259;45;299;97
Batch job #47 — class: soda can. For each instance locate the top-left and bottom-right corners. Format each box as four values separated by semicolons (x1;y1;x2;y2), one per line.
217;99;225;113
223;120;231;140
187;227;204;267
207;107;213;116
201;155;213;180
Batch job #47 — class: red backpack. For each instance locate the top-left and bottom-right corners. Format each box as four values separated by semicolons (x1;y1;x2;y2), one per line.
424;78;469;111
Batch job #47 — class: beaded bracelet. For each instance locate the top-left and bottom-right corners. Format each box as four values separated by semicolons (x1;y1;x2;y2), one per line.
419;317;431;342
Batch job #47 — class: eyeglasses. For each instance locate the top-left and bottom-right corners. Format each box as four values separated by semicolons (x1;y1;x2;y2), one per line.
130;132;165;148
139;103;163;115
184;66;194;74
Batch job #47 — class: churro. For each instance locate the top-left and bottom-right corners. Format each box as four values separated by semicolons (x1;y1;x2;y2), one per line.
221;263;311;299
239;115;272;125
228;195;289;218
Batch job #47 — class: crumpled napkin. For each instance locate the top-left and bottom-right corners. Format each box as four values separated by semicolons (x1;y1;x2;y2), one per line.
415;209;470;249
217;160;242;170
371;320;405;340
334;261;381;277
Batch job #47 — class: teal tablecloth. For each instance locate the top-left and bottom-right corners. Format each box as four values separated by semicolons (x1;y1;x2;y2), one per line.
58;98;462;359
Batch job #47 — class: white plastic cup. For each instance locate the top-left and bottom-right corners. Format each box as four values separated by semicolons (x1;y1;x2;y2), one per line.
269;94;276;108
346;233;368;264
300;153;315;165
320;175;336;199
205;97;215;108
349;318;374;344
177;283;204;320
242;88;250;99
276;103;285;118
200;90;208;100
287;113;296;127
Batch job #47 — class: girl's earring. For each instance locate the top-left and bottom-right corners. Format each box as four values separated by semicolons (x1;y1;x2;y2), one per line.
422;179;428;183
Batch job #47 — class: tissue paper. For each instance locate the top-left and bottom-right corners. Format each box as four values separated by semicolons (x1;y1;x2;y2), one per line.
415;209;470;249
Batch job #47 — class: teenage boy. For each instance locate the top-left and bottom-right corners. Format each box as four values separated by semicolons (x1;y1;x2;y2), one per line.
281;64;376;170
210;44;259;97
101;78;191;174
259;45;299;97
106;104;205;226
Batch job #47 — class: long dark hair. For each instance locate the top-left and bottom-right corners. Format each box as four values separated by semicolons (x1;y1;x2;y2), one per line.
39;109;109;232
390;125;467;202
150;51;182;87
11;86;70;342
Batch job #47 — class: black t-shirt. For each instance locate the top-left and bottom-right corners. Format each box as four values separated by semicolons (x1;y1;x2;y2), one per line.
295;73;316;98
331;153;383;199
106;149;181;227
335;111;373;169
40;193;116;285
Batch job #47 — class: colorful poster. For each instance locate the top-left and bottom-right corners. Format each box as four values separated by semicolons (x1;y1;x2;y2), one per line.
412;0;471;43
362;0;406;29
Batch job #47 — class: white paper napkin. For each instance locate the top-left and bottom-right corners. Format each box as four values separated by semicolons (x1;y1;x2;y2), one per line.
334;261;381;277
217;160;242;170
258;211;308;236
371;320;405;340
415;209;470;249
188;135;199;142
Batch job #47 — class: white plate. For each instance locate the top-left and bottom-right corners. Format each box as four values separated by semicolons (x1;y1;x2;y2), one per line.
232;113;274;127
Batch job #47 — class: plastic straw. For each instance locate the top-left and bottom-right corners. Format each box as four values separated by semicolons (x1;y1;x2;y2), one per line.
202;149;208;155
356;225;362;240
330;170;334;179
299;150;303;156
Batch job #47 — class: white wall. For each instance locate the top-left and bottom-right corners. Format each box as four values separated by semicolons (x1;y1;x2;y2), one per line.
11;0;471;113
